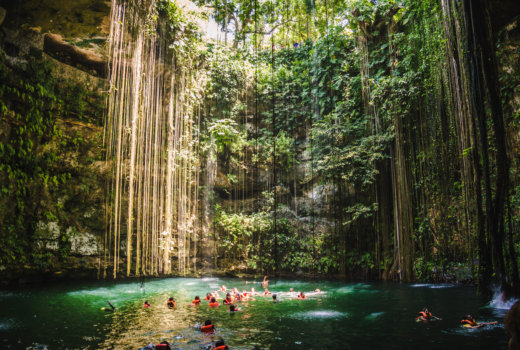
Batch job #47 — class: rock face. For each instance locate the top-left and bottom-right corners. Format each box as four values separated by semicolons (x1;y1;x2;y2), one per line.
0;1;110;283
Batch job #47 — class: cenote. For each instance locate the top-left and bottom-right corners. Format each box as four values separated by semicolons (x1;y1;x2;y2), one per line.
0;278;512;349
1;0;520;349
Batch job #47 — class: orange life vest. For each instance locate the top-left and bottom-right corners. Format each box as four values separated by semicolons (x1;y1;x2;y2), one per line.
419;311;431;319
201;324;215;333
167;301;175;308
192;299;201;305
155;343;171;350
461;319;477;326
298;295;306;299
209;302;219;307
223;298;232;305
205;296;211;301
214;346;229;350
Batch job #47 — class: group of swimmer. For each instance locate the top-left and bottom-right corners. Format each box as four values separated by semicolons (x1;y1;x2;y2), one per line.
416;307;498;328
136;277;322;349
140;280;317;314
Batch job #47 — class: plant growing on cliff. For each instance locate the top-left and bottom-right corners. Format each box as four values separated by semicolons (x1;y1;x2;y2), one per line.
0;57;75;265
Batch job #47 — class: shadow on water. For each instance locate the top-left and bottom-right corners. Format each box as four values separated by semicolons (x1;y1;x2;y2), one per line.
0;278;511;349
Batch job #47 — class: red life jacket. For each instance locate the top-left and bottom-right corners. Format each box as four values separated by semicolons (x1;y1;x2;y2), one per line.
192;299;201;305
214;346;229;350
167;301;175;308
201;324;215;333
209;302;219;307
223;298;231;305
155;343;172;350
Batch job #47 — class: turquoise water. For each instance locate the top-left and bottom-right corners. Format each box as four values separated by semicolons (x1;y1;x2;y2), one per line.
0;278;511;349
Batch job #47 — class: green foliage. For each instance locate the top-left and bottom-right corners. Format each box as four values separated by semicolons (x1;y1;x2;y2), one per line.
0;56;82;265
157;0;202;52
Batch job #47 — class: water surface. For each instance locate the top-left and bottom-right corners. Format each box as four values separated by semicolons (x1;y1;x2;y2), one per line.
0;278;510;349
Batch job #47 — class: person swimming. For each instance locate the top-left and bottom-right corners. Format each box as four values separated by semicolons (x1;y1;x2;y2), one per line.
264;288;271;296
192;296;201;305
201;319;215;333
101;300;116;312
416;308;440;321
167;297;175;308
213;339;229;350
461;314;498;328
155;341;172;350
143;300;151;308
229;304;240;312
297;291;306;299
272;294;281;302
209;297;219;307
262;276;269;289
223;293;232;305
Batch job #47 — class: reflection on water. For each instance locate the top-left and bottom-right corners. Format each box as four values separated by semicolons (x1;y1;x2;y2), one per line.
410;283;454;289
0;278;512;349
289;310;348;320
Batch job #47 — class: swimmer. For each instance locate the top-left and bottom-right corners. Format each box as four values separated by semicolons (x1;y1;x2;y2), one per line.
144;300;151;308
154;341;172;350
209;297;219;307
262;275;269;289
221;285;227;292
205;292;212;301
264;288;271;296
213;339;229;350
251;287;256;295
192;296;201;305
298;291;306;299
289;288;294;293
101;300;116;312
167;297;175;308
460;314;497;328
223;293;233;305
416;308;440;321
229;304;240;312
201;319;215;333
272;294;281;302
314;289;321;293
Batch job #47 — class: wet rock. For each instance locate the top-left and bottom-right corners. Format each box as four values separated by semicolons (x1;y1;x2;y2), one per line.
69;230;99;256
